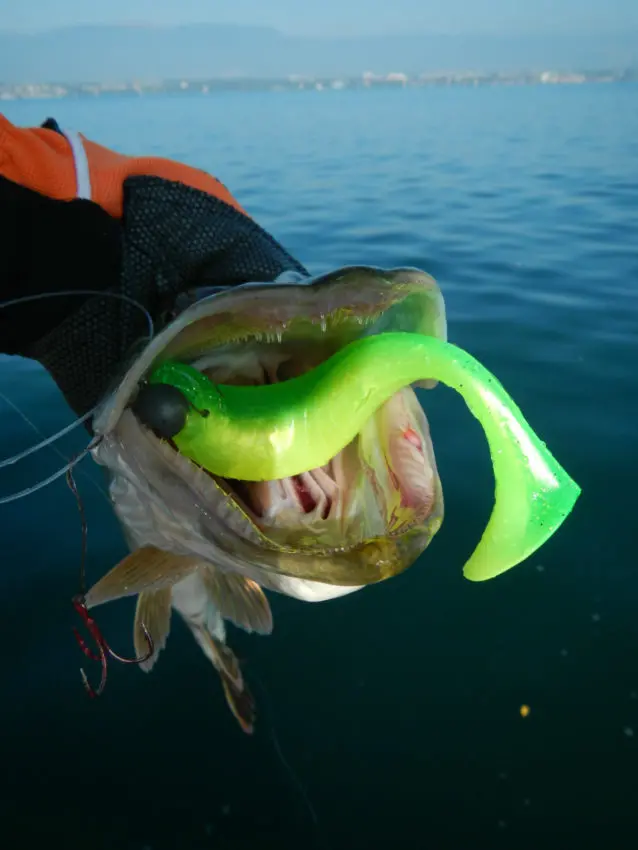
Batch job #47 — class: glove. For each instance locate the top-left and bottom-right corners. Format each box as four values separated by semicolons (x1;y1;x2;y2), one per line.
0;115;308;420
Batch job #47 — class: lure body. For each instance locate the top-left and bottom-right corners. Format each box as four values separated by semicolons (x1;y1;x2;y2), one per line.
146;331;581;582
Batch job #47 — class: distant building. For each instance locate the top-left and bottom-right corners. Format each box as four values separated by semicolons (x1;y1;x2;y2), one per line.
386;72;408;85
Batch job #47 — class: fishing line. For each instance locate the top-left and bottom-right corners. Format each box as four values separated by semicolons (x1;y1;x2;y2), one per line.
0;390;111;505
0;289;154;504
0;441;101;504
0;398;93;468
249;670;325;849
0;290;156;696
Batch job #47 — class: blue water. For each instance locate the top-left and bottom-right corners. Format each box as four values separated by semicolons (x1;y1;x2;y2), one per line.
1;86;637;849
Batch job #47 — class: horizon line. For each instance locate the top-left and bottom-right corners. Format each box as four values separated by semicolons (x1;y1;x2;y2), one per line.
2;22;637;38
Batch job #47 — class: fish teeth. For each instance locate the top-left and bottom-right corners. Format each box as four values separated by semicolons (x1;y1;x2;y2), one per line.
215;309;384;349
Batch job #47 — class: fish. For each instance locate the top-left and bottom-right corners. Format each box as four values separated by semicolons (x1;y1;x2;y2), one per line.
87;266;447;732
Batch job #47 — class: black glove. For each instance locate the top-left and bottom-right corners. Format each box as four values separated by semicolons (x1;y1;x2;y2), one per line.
0;173;308;421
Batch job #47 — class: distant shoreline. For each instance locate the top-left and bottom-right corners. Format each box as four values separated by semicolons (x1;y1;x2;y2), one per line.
1;69;636;101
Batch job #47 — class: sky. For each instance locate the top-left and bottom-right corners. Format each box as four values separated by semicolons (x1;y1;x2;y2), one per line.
0;0;636;37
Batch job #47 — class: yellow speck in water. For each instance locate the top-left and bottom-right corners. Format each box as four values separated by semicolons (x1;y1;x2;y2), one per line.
520;704;531;718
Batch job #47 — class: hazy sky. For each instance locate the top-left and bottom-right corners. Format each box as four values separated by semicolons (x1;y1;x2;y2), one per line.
0;0;635;37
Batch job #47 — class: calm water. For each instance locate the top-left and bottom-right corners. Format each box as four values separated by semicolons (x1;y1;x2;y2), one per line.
1;86;637;849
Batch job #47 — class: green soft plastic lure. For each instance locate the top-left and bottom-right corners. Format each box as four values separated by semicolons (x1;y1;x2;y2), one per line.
142;332;581;582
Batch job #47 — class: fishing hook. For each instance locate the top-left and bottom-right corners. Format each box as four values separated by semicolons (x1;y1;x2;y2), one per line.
72;594;154;698
66;459;154;699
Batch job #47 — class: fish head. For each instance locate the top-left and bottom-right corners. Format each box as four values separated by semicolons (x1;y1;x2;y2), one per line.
92;266;447;601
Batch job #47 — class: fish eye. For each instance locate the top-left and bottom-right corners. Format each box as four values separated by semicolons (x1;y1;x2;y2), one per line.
131;382;190;438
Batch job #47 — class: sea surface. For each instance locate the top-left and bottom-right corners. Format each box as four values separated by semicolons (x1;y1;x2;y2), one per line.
1;85;637;850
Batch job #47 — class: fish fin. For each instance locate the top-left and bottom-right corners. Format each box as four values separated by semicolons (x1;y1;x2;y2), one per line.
134;588;173;673
208;636;245;691
220;672;256;736
85;546;199;609
210;636;256;735
200;567;273;635
191;626;255;735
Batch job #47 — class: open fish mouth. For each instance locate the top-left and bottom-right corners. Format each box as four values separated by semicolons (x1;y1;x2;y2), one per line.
93;266;447;589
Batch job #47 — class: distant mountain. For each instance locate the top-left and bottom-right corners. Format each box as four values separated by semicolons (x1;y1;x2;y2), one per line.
0;24;636;83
